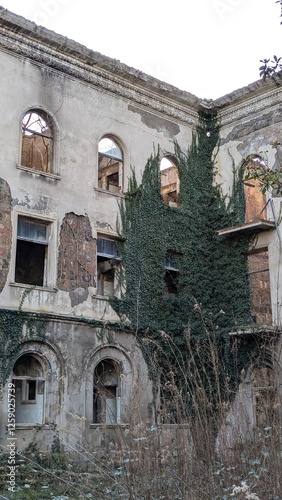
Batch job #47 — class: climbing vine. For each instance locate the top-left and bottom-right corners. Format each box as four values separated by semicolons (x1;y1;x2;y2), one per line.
0;308;46;388
112;111;259;451
0;308;124;389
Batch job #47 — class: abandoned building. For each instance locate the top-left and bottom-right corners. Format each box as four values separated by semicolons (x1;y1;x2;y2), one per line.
0;7;281;453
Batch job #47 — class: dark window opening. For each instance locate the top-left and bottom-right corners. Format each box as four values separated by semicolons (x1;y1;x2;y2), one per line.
21;110;54;173
107;172;119;190
97;238;120;296
27;380;36;401
93;359;120;424
164;270;178;294
164;252;179;294
15;239;46;286
15;217;49;287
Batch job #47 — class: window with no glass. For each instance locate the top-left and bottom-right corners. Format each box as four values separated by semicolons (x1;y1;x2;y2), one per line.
98;137;123;193
164;252;179;294
160;156;179;207
93;359;120;424
15;217;49;287
21;110;54;173
13;354;45;424
96;237;120;296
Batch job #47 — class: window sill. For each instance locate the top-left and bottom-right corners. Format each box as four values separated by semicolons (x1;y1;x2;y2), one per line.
95;187;124;198
9;282;58;293
91;293;120;300
89;423;128;428
17;164;61;180
7;424;45;429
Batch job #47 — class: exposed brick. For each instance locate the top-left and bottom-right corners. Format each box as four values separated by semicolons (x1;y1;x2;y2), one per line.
57;212;96;291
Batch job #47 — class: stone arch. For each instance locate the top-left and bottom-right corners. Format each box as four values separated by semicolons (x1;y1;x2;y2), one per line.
20;106;58;175
98;134;125;193
85;344;133;424
8;340;63;426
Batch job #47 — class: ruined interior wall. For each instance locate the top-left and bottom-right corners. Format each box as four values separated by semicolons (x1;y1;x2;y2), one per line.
0;320;153;452
0;39;194;319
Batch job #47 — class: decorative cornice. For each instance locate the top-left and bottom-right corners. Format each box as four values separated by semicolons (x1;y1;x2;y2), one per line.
1;7;281;130
217;84;282;127
0;8;199;128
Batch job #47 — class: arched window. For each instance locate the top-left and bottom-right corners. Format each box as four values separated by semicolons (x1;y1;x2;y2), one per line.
160;155;179;206
243;155;267;223
93;359;120;424
21;109;54;173
12;354;45;424
98;136;123;193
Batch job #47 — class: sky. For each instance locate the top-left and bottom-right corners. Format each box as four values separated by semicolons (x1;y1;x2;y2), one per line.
0;0;281;99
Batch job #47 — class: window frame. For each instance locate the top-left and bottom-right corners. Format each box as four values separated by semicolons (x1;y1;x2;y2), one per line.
93;358;121;425
18;108;60;180
96;233;121;297
164;251;179;294
160;155;179;207
10;211;57;290
97;135;124;194
12;354;46;424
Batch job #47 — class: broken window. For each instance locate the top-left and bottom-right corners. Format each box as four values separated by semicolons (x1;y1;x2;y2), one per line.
252;365;280;433
21;110;54;173
93;359;121;424
98;137;123;193
248;248;272;325
160;156;179;207
15;216;49;286
97;237;120;296
12;355;45;424
243;155;267;223
164;252;179;294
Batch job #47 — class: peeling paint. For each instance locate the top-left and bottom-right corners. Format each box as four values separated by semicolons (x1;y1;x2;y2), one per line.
33;195;48;211
96;221;114;230
69;287;88;307
0;178;12;292
221;107;282;145
128;105;180;138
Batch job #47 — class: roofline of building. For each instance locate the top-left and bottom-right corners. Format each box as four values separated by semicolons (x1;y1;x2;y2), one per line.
1;6;282;124
0;7;200;123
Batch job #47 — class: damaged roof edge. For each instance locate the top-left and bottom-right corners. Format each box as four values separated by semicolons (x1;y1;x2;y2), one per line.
0;7;201;109
0;7;280;114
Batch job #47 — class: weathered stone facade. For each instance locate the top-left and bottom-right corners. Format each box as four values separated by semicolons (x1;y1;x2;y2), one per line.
0;7;281;453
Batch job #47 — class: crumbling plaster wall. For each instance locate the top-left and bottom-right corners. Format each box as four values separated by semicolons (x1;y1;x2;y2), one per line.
0;320;153;452
0;38;194;319
217;90;282;328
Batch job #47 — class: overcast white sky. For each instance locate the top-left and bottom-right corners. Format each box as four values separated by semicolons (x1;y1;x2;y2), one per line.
1;0;281;99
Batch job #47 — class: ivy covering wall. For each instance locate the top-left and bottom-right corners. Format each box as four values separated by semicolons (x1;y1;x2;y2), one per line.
113;112;257;444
